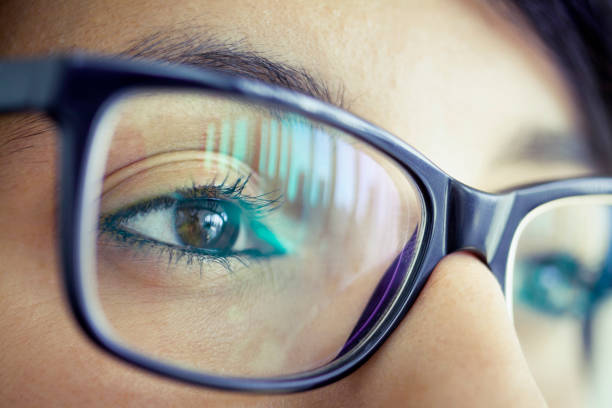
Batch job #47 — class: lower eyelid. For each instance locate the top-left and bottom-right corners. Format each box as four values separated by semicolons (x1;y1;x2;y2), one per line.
97;233;255;291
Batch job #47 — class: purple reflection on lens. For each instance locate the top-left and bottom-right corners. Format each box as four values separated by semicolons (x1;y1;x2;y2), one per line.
335;231;419;358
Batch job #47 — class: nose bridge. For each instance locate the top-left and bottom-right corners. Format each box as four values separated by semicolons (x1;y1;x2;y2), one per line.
446;182;516;263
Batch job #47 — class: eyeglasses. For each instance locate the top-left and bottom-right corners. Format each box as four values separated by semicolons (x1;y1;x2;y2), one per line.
1;55;612;393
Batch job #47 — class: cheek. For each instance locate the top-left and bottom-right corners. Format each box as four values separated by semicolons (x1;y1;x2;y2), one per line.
0;208;276;407
94;250;383;377
0;127;91;403
0;289;249;407
0;260;364;408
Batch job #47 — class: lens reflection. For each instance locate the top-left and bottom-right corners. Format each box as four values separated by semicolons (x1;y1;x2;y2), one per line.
511;197;612;408
88;90;424;378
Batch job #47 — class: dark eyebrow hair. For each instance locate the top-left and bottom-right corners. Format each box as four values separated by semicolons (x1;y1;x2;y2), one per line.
0;28;596;181
119;30;347;109
496;127;597;169
4;31;348;162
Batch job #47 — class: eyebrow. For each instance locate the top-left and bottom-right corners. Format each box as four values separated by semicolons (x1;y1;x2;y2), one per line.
117;30;598;171
2;28;349;162
119;29;347;109
1;28;597;176
497;128;596;168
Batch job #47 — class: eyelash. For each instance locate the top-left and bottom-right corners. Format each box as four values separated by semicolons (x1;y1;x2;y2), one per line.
98;175;283;271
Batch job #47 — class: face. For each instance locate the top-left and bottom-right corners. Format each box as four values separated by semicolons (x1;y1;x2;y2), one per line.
0;0;598;406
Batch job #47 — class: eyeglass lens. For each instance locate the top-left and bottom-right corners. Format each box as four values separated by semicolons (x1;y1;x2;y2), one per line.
511;198;612;407
85;89;424;378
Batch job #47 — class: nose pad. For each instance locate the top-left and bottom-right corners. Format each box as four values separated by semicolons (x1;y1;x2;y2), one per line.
460;248;488;266
338;251;546;407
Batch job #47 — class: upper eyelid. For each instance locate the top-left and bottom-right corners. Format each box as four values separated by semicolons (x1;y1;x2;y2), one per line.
103;181;279;221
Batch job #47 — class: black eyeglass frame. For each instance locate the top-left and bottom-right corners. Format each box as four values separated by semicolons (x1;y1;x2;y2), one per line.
1;54;611;393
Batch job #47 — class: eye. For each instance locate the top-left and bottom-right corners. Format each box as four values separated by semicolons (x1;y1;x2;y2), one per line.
515;252;591;317
101;193;285;261
173;199;240;252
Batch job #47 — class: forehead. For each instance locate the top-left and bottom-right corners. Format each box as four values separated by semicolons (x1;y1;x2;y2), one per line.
0;0;592;190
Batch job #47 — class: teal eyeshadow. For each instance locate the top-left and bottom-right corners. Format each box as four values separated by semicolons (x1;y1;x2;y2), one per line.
250;219;288;255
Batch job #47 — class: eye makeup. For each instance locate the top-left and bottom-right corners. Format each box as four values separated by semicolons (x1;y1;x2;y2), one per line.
99;171;286;270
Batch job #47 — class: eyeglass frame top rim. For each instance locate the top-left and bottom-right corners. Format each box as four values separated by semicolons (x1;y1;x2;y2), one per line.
1;54;612;393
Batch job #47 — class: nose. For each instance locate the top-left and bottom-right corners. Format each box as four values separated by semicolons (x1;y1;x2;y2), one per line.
316;251;548;407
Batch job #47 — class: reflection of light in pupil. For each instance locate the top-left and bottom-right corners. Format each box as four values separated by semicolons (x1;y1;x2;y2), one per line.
202;213;224;241
175;204;229;249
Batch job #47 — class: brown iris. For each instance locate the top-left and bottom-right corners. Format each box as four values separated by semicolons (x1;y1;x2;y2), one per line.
174;199;240;251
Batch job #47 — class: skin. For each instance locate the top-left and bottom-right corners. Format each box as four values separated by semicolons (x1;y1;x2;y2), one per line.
0;0;597;406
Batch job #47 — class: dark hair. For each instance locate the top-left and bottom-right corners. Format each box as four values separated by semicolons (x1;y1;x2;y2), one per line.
504;0;612;171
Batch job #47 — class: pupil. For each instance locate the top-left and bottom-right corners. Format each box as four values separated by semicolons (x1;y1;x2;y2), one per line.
174;201;239;250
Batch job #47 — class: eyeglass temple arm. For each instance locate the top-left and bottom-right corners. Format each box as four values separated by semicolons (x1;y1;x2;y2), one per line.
0;59;63;113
